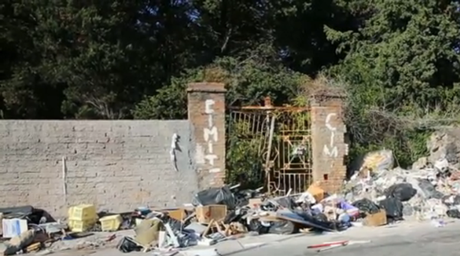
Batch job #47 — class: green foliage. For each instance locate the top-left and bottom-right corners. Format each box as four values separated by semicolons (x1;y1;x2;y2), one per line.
133;53;309;119
225;120;266;188
322;0;460;169
0;0;202;119
132;70;199;120
3;0;460;178
326;0;460;113
345;110;431;168
225;108;312;188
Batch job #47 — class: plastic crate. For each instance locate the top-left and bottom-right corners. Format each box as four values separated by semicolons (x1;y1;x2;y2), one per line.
99;215;123;231
68;204;97;221
68;218;97;232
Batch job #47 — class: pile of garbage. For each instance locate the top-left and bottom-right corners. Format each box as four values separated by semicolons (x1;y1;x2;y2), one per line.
0;206;67;255
5;130;460;255
115;184;347;253
0;184;372;255
344;129;460;225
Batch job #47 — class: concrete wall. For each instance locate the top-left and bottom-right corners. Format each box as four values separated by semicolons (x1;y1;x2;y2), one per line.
0;82;349;217
0;120;197;217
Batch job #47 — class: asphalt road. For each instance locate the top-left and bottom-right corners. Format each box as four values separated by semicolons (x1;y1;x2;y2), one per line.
44;220;460;256
229;221;460;256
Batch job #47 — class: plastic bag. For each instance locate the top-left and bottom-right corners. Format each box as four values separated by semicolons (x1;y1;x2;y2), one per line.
117;237;142;253
359;149;394;174
273;197;296;210
379;198;403;221
402;203;413;217
296;192;316;204
417;179;444;199
268;220;296;234
352;198;381;214
385;183;417;202
192;186;236;209
446;209;460;218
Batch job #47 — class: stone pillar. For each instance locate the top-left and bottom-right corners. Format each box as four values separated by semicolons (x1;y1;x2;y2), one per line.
187;83;226;189
310;93;348;192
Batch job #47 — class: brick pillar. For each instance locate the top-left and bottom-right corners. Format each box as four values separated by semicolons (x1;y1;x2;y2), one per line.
310;93;348;192
187;83;226;189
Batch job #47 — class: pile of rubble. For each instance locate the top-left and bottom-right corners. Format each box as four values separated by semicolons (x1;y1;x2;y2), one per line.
3;129;460;255
344;129;460;225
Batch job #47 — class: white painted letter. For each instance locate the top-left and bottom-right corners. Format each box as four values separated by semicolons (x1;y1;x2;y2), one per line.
323;145;338;158
205;99;215;114
195;144;205;164
205;154;218;165
203;99;221;172
323;113;338;158
204;126;218;142
325;113;337;131
207;141;214;154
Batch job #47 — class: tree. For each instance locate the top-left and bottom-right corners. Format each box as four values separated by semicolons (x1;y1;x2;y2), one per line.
0;0;205;119
0;0;65;118
133;47;309;119
326;0;460;113
324;0;460;166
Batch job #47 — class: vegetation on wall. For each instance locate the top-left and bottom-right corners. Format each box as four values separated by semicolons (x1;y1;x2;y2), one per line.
225;119;266;189
2;0;460;185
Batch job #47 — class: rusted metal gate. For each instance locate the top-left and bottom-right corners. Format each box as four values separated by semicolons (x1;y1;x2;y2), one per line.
227;97;312;195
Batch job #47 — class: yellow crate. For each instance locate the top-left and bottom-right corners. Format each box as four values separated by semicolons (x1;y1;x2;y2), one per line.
68;218;97;232
68;204;97;221
99;215;123;231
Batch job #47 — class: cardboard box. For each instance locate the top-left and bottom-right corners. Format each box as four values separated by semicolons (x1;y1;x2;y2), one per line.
307;182;325;202
163;208;187;221
248;198;263;208
195;205;227;224
363;209;387;226
2;218;28;238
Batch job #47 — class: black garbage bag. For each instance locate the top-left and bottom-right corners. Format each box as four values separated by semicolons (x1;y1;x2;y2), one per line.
291;210;337;232
385;183;417;202
247;219;270;234
234;189;264;207
192;186;236;209
223;210;239;224
312;212;328;222
268;220;296;234
417;179;444;199
352;198;381;214
446;209;460;218
273;197;296;210
442;195;460;206
116;237;142;253
454;195;460;205
379;198;403;221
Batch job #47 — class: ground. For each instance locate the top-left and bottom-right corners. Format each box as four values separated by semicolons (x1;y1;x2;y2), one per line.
33;220;460;256
231;221;460;256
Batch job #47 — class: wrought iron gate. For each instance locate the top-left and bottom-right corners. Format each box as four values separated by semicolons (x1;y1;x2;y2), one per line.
227;97;312;195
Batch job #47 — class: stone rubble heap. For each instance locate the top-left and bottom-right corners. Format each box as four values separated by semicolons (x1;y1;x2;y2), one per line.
345;128;460;221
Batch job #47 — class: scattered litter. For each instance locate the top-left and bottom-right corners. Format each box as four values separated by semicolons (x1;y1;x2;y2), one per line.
2;130;460;255
308;240;371;252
